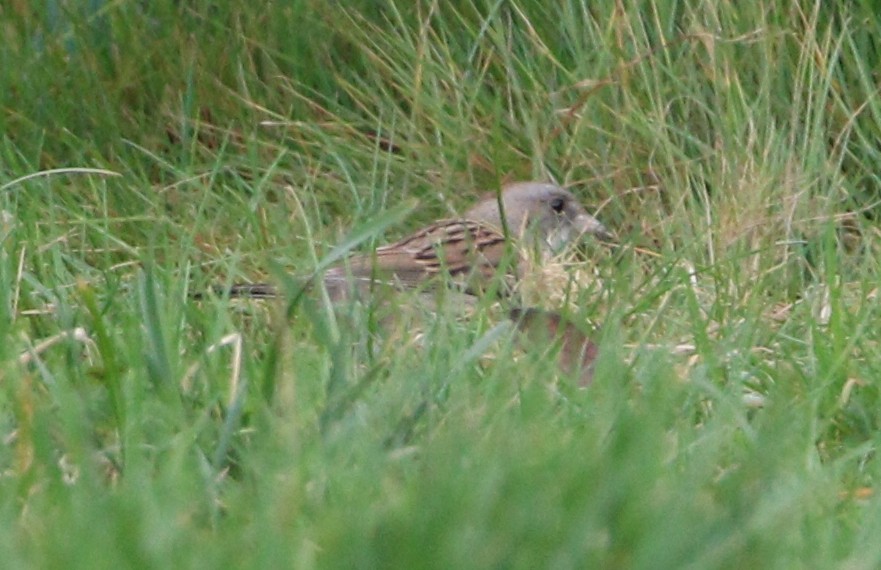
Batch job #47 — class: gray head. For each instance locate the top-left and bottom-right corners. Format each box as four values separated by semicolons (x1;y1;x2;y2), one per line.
464;181;613;251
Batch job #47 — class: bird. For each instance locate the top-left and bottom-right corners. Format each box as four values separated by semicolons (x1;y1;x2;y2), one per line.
212;181;612;302
206;181;610;385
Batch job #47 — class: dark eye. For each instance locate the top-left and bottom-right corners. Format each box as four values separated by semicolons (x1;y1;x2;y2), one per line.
550;197;566;213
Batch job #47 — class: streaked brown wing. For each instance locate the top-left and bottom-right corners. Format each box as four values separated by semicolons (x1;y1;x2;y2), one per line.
327;219;517;294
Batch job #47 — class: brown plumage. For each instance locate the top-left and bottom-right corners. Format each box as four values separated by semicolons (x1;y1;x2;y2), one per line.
509;307;599;386
322;219;514;299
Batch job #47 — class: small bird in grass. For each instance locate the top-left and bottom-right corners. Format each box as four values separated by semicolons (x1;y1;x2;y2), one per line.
205;181;610;385
217;181;613;302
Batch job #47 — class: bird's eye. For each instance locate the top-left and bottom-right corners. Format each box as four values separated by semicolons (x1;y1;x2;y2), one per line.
550;197;566;213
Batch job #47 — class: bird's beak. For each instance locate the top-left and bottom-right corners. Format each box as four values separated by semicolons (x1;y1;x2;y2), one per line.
574;213;615;242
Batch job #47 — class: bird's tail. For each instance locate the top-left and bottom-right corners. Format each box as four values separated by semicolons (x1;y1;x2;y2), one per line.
192;283;279;300
225;283;278;298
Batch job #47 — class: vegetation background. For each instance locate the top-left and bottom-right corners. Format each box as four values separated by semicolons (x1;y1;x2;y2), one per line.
2;0;880;567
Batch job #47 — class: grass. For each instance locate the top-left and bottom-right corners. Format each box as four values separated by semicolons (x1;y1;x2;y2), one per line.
2;0;881;567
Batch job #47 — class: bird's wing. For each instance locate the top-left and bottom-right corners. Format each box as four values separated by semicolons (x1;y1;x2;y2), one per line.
327;219;516;293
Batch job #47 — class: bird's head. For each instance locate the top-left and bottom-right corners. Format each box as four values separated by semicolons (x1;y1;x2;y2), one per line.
465;181;614;252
